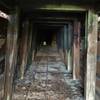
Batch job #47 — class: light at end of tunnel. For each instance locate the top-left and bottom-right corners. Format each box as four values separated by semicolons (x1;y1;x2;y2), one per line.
98;17;100;22
43;41;47;46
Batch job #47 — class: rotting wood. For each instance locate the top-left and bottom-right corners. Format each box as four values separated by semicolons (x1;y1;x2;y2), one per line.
32;26;37;61
60;27;64;61
64;49;68;66
3;8;19;100
27;22;33;66
67;23;73;72
20;21;29;79
38;4;86;11
85;10;98;100
73;20;81;80
63;25;68;66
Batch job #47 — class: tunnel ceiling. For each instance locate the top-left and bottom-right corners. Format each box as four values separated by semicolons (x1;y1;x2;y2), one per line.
36;23;65;31
23;10;85;23
26;10;85;19
0;0;100;14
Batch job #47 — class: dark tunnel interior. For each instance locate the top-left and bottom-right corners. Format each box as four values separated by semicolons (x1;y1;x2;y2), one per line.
0;0;100;99
37;28;58;46
29;10;86;49
0;9;87;100
0;10;86;75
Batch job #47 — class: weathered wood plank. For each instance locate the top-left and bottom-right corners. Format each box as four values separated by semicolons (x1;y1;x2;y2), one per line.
67;23;73;72
63;25;68;66
73;20;81;80
3;8;19;100
27;22;33;66
85;10;98;100
32;26;37;61
20;21;29;79
38;5;86;11
60;28;64;61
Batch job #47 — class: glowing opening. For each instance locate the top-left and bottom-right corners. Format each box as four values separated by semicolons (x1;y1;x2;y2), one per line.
43;41;47;46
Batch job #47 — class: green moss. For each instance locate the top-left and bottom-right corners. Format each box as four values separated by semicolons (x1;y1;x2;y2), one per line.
40;4;86;11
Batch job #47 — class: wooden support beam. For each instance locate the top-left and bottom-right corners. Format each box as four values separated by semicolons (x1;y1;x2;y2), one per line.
3;8;19;100
32;27;37;61
73;20;81;80
85;10;98;100
20;21;29;79
37;5;86;11
63;25;68;66
67;23;73;72
35;17;77;21
27;22;33;66
34;21;70;24
57;28;64;61
38;24;65;27
60;28;64;61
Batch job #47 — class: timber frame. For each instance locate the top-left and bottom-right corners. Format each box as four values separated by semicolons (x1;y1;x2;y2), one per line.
0;0;99;100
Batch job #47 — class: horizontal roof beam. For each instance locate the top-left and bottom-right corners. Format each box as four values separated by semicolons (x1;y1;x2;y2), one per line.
20;4;88;13
34;17;77;20
37;24;66;27
34;21;71;24
38;4;86;11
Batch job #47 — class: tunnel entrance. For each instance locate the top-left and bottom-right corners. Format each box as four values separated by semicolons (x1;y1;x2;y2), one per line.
11;10;85;100
37;27;58;48
0;0;99;100
31;10;85;67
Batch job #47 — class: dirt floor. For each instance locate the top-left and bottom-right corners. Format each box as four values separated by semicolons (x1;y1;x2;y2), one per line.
13;46;84;100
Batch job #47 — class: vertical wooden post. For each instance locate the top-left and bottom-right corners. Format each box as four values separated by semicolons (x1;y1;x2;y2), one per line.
20;21;29;79
61;28;64;61
63;25;68;66
67;23;73;72
58;28;64;61
4;8;19;100
85;10;98;100
73;20;81;80
32;26;37;61
27;22;33;66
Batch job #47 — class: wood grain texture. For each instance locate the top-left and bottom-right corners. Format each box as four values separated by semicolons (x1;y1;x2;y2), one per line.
3;8;19;100
20;21;29;79
85;10;98;100
73;20;81;80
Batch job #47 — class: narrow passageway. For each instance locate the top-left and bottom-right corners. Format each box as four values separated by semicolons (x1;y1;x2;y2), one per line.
13;46;83;100
0;0;99;100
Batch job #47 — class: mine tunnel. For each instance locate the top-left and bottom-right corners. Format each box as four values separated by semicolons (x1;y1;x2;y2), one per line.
0;0;100;100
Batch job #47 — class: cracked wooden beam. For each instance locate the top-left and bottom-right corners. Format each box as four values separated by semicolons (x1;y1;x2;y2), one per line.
27;22;33;66
85;10;98;100
20;21;29;79
67;23;73;72
73;20;81;80
3;8;19;100
63;25;68;67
